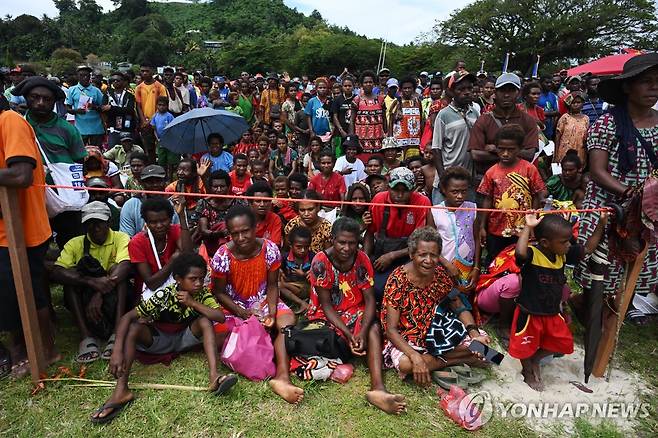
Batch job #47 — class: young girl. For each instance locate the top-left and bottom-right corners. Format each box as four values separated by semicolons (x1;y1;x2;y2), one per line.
432;167;481;291
546;151;586;209
519;82;546;131
340;182;372;238
554;91;589;166
279;226;314;314
269;134;298;179
308;149;347;207
303;136;323;179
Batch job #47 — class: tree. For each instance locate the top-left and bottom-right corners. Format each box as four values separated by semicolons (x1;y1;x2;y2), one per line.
434;0;658;73
50;47;83;76
53;0;77;15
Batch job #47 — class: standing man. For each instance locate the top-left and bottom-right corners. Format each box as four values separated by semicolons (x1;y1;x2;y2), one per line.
0;94;58;378
162;67;186;117
135;64;167;163
15;77;87;249
431;71;480;204
104;71;137;149
65;66;105;145
468;73;538;187
373;68;390;96
173;71;191;114
581;75;607;124
538;75;559;140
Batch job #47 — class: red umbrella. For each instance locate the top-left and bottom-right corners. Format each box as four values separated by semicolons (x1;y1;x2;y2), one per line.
567;50;643;77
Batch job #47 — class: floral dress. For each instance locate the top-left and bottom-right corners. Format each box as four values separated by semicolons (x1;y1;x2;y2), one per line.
574;114;658;294
353;94;385;153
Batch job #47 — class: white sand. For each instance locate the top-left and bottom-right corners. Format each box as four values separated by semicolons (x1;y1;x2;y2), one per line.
476;344;652;434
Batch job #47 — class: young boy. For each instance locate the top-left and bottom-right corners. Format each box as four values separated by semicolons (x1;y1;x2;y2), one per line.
151;96;178;179
478;124;547;265
250;160;269;183
90;253;237;424
308;149;346;206
512;212;607;391
279;226;315;314
365;154;385;177
228;153;252;195
334;135;366;188
272;176;297;223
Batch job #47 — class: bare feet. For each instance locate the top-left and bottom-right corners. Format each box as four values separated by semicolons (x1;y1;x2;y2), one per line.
269;378;304;404
10;352;62;379
90;390;134;421
366;390;407;415
522;367;544;392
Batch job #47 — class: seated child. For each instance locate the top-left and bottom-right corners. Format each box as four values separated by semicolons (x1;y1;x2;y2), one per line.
511;212;607;391
229;153;252;196
272;175;297;223
279;226;315;314
90;253;237;424
478;124;547;266
250;159;269;183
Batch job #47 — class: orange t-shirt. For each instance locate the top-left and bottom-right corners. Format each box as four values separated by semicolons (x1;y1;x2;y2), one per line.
0;110;51;247
135;81;168;121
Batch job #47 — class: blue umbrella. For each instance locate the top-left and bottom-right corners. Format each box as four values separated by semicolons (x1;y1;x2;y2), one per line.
159;108;249;154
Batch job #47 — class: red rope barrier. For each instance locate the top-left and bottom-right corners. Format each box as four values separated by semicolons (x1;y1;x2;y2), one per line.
38;184;613;215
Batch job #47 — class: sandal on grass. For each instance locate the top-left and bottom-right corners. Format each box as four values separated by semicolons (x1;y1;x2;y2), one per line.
212;374;238;396
101;335;116;360
76;337;101;364
432;370;469;390
90;399;133;425
0;344;11;379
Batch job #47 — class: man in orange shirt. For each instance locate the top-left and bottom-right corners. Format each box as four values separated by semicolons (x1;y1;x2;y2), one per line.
0;96;58;378
134;64;167;163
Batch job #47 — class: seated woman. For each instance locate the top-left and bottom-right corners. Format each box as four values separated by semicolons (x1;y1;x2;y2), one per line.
381;227;489;386
211;205;302;405
128;197;192;294
308;218;406;414
165;158;209;212
283;190;333;253
546;150;586;209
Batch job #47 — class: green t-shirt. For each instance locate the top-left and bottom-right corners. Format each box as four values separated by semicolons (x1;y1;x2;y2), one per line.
135;283;219;324
25;111;86;165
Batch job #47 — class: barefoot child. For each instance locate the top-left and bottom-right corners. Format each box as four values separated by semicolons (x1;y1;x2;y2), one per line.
279;226;314;314
511;212;607;391
309;218;407;414
90;253;237;424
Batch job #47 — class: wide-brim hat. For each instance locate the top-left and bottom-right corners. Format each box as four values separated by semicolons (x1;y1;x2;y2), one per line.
380;137;401;151
599;52;658;105
11;76;66;100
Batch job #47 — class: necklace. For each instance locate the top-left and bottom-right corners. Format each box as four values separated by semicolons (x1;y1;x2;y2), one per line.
156;235;168;255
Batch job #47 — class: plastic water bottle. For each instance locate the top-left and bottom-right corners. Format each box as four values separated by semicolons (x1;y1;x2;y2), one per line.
543;195;554;211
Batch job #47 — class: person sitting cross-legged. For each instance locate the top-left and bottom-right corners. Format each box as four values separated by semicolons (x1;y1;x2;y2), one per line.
51;202;132;363
89;252;237;424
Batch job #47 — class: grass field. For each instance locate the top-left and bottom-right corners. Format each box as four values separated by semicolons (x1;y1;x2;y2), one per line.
1;285;656;438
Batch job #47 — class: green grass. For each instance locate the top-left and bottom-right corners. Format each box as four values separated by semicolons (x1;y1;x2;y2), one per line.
1;283;656;437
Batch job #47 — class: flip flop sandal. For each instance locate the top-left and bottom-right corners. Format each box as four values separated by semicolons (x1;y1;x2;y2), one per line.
90;399;133;425
0;344;11;379
213;374;238;396
101;335;116;360
445;365;487;386
432;370;468;390
626;309;649;326
76;337;101;364
10;359;30;379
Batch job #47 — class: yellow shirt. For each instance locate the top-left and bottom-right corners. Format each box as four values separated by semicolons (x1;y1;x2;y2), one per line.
135;81;168;121
55;229;130;271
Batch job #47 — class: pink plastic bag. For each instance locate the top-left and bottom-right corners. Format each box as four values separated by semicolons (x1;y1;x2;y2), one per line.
221;316;275;381
438;385;485;431
330;363;354;384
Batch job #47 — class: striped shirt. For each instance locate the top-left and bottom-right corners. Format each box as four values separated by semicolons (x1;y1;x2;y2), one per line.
431;104;479;187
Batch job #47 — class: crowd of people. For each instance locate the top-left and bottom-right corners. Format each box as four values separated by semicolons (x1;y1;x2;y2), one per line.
0;53;657;423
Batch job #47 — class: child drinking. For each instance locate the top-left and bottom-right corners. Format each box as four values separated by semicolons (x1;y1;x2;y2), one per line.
432;166;482;291
279;226;315;314
90;253;237;424
478;124;547;265
512;212;607;391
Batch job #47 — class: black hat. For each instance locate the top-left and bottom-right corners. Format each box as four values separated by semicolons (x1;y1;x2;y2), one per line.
342;135;362;153
598;53;658;105
11;76;66;100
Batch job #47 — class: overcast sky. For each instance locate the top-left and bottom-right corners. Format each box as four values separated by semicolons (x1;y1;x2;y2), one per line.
1;0;473;44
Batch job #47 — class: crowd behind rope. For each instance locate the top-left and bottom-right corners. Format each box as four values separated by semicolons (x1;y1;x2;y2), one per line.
0;54;657;422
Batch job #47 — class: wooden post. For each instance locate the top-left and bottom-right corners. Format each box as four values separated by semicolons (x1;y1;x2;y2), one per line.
0;187;46;383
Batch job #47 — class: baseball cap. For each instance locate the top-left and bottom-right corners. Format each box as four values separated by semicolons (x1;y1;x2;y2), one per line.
86;177;110;188
448;70;476;89
140;164;167;180
213;75;225;83
119;132;134;142
77;65;93;73
495;72;521;89
419;71;429;77
566;75;582;84
378;68;390;75
342;135;361;151
254;73;264;79
388;167;415;190
81;201;111;223
386;78;399;89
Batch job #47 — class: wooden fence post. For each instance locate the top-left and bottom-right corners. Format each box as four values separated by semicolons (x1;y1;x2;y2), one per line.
0;186;46;384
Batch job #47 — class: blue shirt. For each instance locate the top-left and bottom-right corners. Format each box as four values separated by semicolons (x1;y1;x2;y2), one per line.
538;91;559;138
304;96;331;136
150;111;175;138
65;84;105;135
119;197;180;237
582;97;607;125
202;151;233;172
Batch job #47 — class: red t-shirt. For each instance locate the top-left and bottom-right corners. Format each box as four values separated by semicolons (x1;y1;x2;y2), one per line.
229;170;252;195
273;198;297;222
368;191;430;238
308;172;346;205
128;224;182;292
477;160;546;237
255;211;282;246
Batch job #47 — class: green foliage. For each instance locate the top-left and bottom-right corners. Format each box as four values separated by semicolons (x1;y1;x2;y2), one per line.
435;0;658;75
